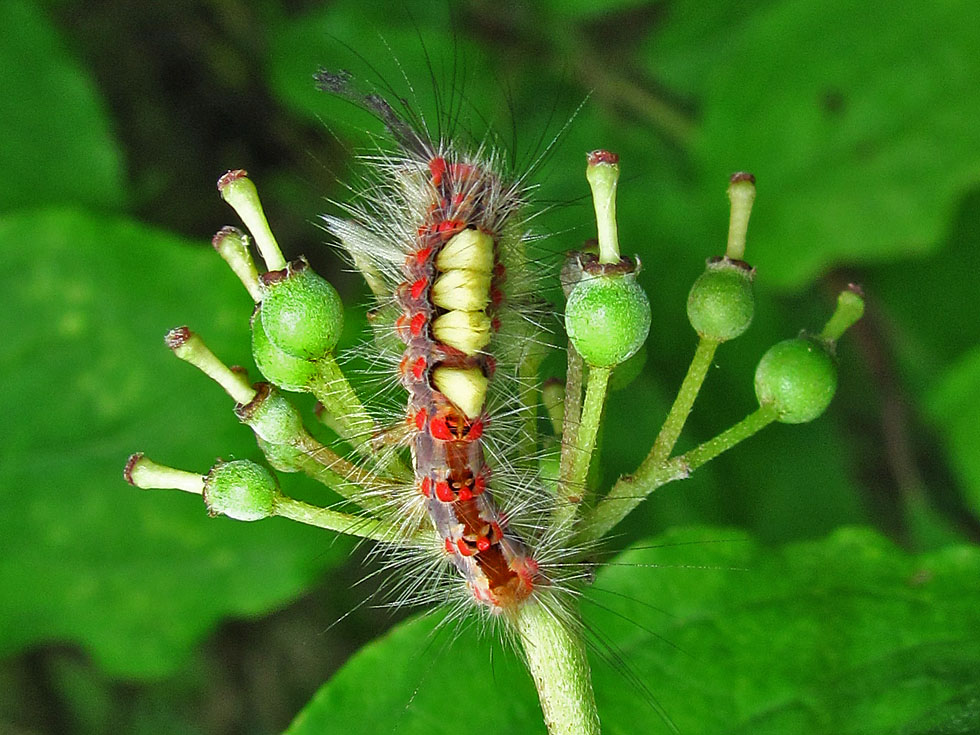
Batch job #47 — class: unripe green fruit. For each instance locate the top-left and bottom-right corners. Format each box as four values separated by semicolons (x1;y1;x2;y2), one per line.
609;344;647;391
204;460;279;521
251;306;316;392
235;383;305;445
256;437;306;474
754;336;837;423
565;273;651;367
259;258;344;360
687;260;754;341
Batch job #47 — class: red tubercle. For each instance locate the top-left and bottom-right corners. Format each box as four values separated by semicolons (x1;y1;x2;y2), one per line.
491;317;502;332
484;357;497;378
410;278;428;300
436;219;466;238
493;262;506;278
419;476;431;498
428;156;447;186
473;474;486;496
489;521;503;542
456;538;477;557
513;555;540;588
410;312;427;336
444;537;454;555
429;416;453;441
415;246;433;264
456;486;473;502
395;314;410;342
476;536;491;553
411;356;427;380
435;481;455;503
490;288;504;307
467;419;484;441
449;162;476;180
414;408;428;432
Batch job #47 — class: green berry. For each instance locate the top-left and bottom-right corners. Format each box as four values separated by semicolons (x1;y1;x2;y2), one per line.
255;437;306;474
754;336;837;423
204;460;279;521
687;259;755;341
251;306;316;392
259;258;344;360
565;272;651;368
235;382;305;445
609;344;647;391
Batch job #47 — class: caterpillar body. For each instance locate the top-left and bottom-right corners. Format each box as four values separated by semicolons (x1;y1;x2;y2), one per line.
318;70;555;613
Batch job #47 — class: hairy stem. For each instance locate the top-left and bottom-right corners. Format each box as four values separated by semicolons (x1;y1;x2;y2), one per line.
311;354;412;481
579;404;777;542
512;600;601;735
554;366;611;531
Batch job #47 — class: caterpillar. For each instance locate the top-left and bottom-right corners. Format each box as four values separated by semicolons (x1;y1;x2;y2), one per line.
316;68;558;614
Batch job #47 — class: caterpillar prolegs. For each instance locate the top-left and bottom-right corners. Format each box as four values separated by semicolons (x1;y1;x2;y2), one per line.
319;70;553;612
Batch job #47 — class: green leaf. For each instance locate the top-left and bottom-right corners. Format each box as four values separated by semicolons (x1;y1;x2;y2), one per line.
288;527;980;734
688;0;980;287
924;345;980;518
0;0;126;213
0;207;349;677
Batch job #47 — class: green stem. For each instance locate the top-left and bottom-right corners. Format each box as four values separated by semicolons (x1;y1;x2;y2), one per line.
578;404;777;542
554;366;610;530
558;344;584;490
311;354;412;481
272;495;403;542
512;600;600;735
650;338;719;463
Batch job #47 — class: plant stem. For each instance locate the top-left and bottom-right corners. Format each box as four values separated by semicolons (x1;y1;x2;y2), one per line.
558;344;584;488
311;354;412;481
272;495;404;542
578;404;777;542
512;600;600;735
554;366;611;531
650;338;719;463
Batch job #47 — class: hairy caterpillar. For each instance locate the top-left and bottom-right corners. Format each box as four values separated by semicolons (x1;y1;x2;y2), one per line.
316;68;564;615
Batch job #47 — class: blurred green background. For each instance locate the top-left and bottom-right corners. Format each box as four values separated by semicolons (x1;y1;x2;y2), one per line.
3;0;980;733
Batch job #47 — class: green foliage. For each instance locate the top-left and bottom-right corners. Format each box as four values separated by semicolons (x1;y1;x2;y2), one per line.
0;0;125;213
0;209;349;677
289;527;980;735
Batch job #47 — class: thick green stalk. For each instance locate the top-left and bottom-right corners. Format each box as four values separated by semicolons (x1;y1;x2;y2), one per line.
513;600;601;735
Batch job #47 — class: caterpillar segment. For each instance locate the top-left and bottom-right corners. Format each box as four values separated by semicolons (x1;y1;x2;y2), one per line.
394;156;540;610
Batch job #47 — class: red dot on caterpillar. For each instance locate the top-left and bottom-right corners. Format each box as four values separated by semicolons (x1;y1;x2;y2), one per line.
456;486;473;502
410;278;428;300
410;312;427;336
476;536;491;553
456;538;477;557
473;474;486;495
466;418;484;441
411;356;427;380
419;476;431;498
429;415;453;441
415;246;433;264
435;480;454;503
414;408;427;431
428;156;447;185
